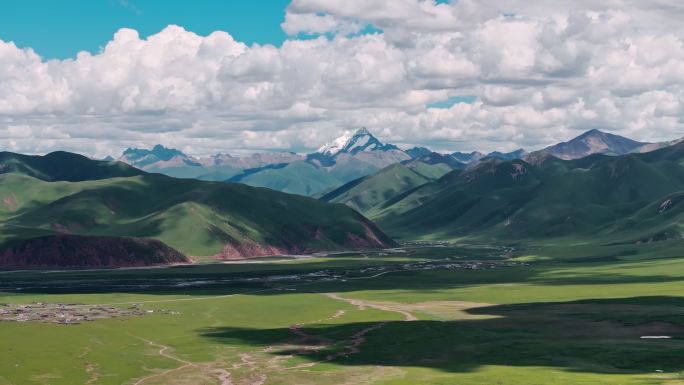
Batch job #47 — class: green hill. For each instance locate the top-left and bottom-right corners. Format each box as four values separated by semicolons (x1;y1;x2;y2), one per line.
0;152;396;264
147;164;242;181
228;160;342;196
320;162;452;214
373;142;684;243
0;151;143;181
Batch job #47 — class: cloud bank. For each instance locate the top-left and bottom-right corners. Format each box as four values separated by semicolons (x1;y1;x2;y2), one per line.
1;0;684;156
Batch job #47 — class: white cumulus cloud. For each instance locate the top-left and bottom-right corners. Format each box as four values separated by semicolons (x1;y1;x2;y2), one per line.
1;0;684;157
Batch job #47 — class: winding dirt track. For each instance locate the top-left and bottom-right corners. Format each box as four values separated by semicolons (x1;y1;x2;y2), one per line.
213;368;233;385
127;290;418;384
325;293;418;321
131;338;198;385
132;337;244;385
280;293;418;371
78;339;102;385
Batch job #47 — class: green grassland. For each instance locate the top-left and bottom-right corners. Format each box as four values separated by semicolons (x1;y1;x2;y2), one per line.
2;242;684;385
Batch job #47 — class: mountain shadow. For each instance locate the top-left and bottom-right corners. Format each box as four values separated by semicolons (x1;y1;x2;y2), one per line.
200;296;684;375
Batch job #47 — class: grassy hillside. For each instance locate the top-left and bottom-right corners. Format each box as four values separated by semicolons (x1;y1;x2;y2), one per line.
228;160;343;196
405;160;453;179
0;151;143;181
147;164;242;181
374;142;684;243
0;152;396;261
0;174;395;258
320;162;451;214
226;153;410;197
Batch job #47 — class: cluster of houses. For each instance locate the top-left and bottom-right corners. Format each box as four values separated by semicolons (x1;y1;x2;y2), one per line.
240;258;530;286
355;259;528;276
0;302;177;324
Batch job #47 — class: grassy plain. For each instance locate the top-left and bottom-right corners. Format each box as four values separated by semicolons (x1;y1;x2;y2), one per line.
1;242;684;385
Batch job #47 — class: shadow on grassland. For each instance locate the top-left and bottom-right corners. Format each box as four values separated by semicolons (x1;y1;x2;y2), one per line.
200;296;684;375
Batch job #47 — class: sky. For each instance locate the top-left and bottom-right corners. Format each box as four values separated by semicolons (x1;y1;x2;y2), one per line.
0;1;290;59
1;0;684;157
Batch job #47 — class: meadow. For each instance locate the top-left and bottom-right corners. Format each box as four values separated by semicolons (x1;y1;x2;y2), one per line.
1;242;684;385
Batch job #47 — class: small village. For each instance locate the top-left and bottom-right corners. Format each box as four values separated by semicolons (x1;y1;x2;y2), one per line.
0;302;177;324
245;259;530;285
351;259;529;277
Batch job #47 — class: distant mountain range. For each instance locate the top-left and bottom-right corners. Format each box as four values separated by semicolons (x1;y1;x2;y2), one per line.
0;151;395;268
118;128;414;196
115;128;683;197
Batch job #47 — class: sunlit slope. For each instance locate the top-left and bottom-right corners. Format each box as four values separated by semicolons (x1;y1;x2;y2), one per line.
320;161;456;214
320;163;441;213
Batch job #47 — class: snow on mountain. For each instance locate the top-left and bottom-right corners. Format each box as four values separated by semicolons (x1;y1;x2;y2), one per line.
316;127;400;156
316;131;353;156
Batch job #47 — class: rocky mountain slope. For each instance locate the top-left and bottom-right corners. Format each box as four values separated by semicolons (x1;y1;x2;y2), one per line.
0;235;188;268
530;129;648;160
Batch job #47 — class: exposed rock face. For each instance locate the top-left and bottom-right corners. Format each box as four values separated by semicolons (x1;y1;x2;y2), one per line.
213;221;397;260
0;235;188;268
533;129;647;160
345;222;391;249
634;136;684;153
214;241;298;260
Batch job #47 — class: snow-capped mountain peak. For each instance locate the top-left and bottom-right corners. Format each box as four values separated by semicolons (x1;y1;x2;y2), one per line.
316;127;399;156
316;131;354;156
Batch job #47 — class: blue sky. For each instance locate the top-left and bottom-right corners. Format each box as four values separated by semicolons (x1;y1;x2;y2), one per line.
427;96;477;109
0;0;290;59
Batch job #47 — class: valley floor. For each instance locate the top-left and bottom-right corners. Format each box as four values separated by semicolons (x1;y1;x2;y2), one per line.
1;242;684;385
